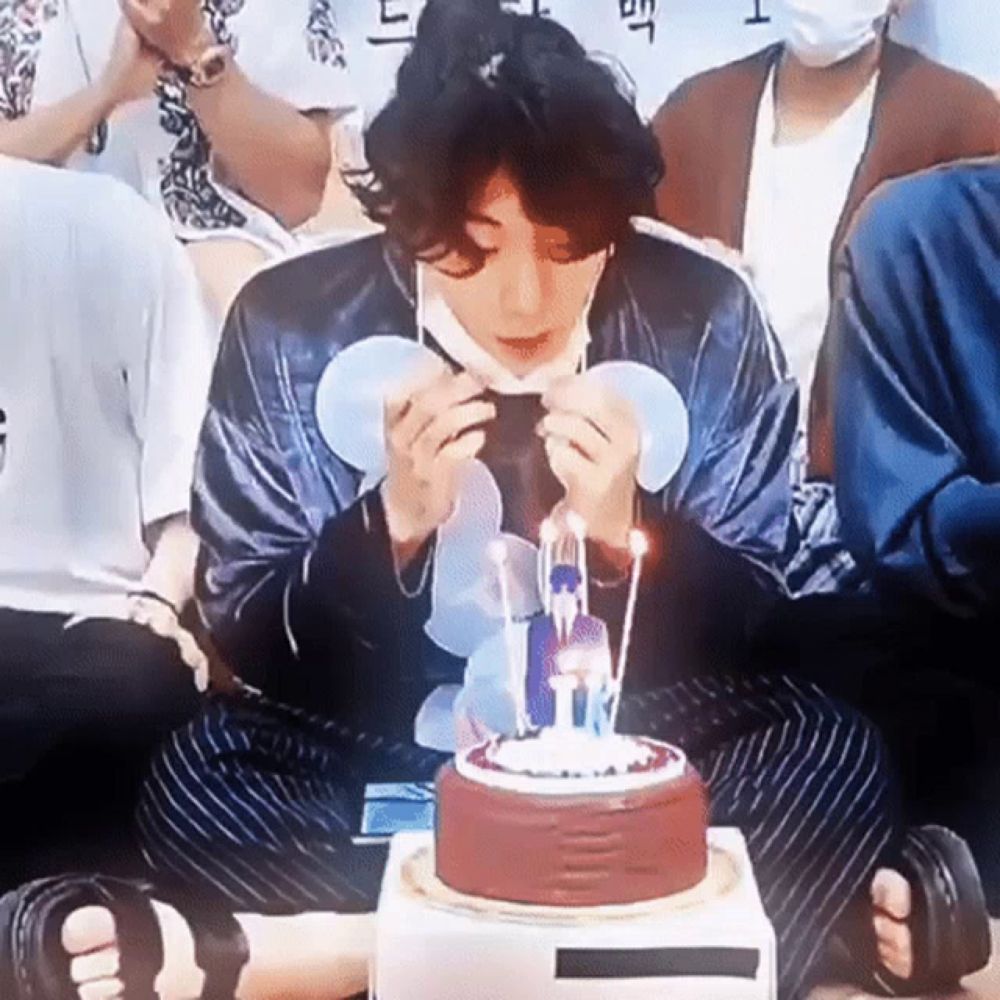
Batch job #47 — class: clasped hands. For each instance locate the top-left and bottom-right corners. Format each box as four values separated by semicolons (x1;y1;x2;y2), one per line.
99;0;212;108
381;361;641;569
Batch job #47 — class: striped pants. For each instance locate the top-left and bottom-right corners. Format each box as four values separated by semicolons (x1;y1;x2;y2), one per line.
137;674;897;999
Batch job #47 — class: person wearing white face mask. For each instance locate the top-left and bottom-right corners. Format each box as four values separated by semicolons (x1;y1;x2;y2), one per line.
650;5;999;995
651;0;999;484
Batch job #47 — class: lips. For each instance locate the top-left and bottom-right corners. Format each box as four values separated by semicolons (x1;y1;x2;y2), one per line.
496;330;552;356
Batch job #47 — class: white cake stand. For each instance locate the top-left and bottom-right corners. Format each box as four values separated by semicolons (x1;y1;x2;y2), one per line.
374;828;776;1000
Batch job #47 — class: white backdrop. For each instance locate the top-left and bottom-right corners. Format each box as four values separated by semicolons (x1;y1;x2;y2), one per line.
337;0;998;122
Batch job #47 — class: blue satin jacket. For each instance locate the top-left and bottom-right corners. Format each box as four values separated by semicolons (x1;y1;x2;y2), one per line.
833;159;1000;617
194;221;800;732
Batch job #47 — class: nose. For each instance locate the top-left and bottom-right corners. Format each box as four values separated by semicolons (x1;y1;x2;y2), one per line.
500;251;546;319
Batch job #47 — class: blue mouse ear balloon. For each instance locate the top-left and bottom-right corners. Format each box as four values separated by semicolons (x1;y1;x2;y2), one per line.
425;459;542;659
585;361;689;493
314;335;444;475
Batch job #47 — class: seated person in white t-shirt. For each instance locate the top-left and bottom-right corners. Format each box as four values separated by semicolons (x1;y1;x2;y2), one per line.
0;156;213;887
0;0;362;318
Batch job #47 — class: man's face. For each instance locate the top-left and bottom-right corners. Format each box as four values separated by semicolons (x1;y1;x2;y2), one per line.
428;170;608;377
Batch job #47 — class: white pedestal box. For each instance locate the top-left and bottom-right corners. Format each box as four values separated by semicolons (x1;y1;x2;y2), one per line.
374;828;776;1000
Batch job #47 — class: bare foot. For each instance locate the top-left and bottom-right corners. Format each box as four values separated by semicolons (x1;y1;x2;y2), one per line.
62;901;374;1000
871;868;914;981
62;901;205;1000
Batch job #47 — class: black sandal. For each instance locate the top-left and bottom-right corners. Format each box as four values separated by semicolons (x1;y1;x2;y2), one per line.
0;874;249;1000
850;825;992;996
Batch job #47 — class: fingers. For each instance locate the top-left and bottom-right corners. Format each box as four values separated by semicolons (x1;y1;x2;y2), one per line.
544;433;590;493
537;410;609;463
543;376;637;449
174;628;210;692
413;399;495;465
127;599;174;637
127;599;209;692
120;0;150;32
437;428;486;466
390;370;485;452
384;355;450;427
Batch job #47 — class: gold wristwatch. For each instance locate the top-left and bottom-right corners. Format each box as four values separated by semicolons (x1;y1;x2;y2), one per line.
175;42;231;89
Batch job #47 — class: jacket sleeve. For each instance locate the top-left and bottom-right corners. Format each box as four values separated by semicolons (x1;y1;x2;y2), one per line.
587;270;799;687
193;288;429;691
833;173;1000;614
669;274;800;590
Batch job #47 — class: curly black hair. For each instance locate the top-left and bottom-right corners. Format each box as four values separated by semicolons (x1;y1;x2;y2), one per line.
348;0;664;271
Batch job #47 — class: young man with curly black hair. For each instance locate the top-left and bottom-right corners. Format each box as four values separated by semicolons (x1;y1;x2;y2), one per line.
0;4;989;1000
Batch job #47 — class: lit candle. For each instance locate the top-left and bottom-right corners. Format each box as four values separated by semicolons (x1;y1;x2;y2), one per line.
610;529;649;732
566;511;588;615
549;674;577;732
583;669;603;735
488;539;524;734
539;518;557;615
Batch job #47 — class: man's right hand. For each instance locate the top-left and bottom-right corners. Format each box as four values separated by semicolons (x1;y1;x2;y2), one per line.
98;19;163;109
381;367;495;568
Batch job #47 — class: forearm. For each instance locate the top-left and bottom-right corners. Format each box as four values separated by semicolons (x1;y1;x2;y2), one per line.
0;84;114;165
206;490;429;688
141;513;199;610
879;476;1000;611
186;64;331;228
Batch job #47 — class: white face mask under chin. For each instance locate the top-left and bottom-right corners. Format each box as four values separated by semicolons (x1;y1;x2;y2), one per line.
776;0;889;68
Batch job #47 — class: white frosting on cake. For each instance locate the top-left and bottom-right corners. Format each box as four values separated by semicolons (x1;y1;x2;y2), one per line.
456;732;687;796
488;729;654;777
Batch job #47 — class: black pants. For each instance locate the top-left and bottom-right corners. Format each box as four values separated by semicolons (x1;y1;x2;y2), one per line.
0;609;201;890
756;592;1000;913
137;675;897;1000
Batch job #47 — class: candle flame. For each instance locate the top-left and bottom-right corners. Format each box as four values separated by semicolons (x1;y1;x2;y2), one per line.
629;529;649;558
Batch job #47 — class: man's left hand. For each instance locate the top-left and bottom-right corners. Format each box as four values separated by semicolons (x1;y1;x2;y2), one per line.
126;593;210;693
539;376;640;553
121;0;209;67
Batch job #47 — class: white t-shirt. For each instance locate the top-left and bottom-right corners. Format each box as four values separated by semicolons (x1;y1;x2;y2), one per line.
0;0;356;253
743;68;877;423
0;156;214;618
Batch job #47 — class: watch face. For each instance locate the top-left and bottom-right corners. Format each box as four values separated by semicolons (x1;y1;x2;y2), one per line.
191;46;229;87
202;52;227;81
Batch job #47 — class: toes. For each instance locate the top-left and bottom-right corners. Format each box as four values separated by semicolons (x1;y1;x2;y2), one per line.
871;868;912;919
873;913;909;949
70;947;119;984
79;979;124;1000
874;913;914;980
62;906;117;957
878;939;915;980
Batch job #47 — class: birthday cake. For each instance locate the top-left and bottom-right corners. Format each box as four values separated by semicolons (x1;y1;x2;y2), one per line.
435;526;708;908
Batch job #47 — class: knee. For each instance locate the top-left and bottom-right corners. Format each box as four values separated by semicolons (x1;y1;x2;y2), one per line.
100;625;201;733
135;719;218;865
790;696;896;822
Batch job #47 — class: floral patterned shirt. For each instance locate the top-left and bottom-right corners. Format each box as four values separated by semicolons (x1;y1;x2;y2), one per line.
0;0;356;251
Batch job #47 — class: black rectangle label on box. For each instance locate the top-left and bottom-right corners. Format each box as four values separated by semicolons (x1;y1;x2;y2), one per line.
556;946;760;980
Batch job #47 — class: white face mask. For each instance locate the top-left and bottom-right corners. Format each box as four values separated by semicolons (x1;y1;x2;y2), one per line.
776;0;890;68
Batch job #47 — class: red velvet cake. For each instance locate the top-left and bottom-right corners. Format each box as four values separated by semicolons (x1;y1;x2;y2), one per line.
435;730;708;907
